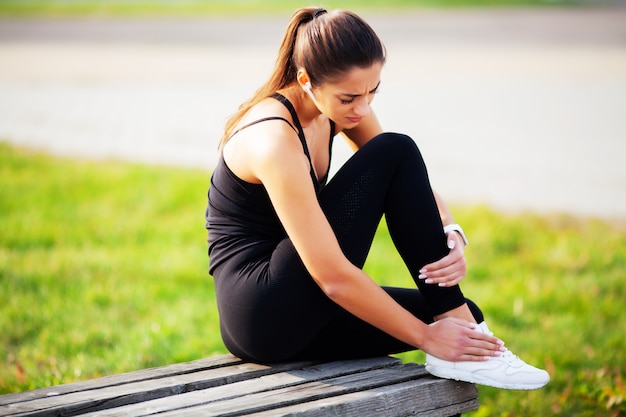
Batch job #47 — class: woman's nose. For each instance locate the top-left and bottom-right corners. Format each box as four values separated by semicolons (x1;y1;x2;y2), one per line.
354;97;371;117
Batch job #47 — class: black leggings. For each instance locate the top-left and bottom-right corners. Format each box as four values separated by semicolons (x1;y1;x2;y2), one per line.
217;133;482;362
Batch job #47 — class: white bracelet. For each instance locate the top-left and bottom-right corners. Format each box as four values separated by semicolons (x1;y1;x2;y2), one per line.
443;223;469;246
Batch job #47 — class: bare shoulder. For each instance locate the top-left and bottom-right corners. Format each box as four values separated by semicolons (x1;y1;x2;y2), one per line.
223;101;308;184
241;96;291;125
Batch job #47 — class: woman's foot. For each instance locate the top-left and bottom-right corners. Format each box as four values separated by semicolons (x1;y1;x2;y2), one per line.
425;322;550;390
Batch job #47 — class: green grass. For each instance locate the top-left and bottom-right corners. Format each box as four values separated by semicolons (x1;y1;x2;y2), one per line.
1;143;625;415
0;0;591;17
0;143;224;390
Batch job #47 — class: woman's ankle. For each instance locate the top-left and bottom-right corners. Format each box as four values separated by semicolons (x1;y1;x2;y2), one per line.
434;304;477;324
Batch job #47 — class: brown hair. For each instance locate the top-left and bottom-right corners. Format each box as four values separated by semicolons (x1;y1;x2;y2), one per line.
219;7;386;148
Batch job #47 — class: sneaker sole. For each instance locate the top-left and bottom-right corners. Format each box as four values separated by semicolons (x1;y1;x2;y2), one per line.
425;364;549;390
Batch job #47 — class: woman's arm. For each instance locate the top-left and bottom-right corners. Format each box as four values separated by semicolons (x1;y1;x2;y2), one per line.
247;125;500;362
418;191;468;287
340;111;384;150
434;190;454;226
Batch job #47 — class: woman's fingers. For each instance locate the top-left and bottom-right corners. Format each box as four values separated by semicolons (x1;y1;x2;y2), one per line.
425;319;504;361
419;235;467;286
464;334;506;358
419;259;466;286
468;331;507;362
421;250;460;272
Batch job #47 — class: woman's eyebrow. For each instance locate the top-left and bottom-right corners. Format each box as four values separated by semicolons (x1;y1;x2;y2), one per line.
340;81;381;98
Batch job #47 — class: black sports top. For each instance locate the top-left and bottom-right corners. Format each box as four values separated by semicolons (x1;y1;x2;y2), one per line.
206;93;335;275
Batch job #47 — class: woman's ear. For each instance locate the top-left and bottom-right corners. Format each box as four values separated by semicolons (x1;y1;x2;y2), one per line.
297;69;316;101
296;69;311;91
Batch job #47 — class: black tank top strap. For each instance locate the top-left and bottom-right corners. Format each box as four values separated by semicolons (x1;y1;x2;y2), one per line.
271;93;321;191
228;116;297;140
270;93;313;160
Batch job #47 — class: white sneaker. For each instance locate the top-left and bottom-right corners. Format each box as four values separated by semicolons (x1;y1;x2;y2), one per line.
425;321;550;390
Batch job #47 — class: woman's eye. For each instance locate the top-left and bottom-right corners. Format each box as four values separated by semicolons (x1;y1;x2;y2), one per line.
340;98;354;105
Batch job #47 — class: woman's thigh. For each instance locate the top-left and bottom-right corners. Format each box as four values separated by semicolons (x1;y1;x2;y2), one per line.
215;238;340;362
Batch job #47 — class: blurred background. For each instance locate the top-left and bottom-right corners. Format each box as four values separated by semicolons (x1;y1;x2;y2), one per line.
1;0;625;220
1;1;625;415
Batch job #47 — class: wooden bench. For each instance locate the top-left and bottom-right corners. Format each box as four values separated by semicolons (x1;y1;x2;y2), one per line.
0;355;478;416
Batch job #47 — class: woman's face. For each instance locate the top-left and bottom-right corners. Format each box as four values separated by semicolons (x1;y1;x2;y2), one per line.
310;62;383;130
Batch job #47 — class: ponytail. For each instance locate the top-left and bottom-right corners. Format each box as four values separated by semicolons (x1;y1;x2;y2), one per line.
218;7;385;149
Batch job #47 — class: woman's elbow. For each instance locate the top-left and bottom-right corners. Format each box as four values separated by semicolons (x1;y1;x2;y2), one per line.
311;263;357;302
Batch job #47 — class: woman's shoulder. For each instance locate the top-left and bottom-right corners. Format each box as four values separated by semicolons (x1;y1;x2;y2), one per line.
223;99;307;184
237;96;292;128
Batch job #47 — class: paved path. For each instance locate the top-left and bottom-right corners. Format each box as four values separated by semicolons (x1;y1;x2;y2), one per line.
0;8;625;219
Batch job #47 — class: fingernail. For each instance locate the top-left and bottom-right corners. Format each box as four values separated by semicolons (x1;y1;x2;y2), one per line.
438;282;447;287
419;269;427;274
425;279;434;284
448;240;455;249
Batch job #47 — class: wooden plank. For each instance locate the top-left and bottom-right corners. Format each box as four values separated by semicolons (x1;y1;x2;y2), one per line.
154;363;431;417
0;356;478;417
0;359;319;417
0;354;242;407
245;377;478;417
77;356;403;417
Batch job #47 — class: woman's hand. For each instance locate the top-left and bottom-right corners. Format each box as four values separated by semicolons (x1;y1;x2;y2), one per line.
422;318;505;361
418;231;466;287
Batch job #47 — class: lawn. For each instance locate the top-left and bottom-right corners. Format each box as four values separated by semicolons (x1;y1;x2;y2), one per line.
0;143;624;415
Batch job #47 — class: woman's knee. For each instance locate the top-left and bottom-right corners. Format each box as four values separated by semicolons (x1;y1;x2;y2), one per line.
367;132;424;163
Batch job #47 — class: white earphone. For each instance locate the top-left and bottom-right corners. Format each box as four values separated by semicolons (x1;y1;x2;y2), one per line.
303;81;316;100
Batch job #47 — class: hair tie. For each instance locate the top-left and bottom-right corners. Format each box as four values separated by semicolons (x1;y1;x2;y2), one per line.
313;8;327;18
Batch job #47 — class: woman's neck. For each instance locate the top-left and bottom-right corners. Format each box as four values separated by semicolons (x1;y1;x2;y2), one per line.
278;85;321;128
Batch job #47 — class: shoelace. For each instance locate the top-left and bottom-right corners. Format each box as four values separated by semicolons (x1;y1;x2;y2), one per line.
482;327;524;364
480;325;522;364
499;348;523;364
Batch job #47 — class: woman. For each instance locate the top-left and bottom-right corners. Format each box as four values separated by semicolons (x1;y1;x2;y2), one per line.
206;7;549;390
